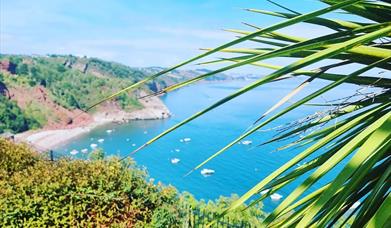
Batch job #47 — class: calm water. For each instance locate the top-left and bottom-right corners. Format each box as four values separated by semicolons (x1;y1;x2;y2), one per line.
56;79;355;212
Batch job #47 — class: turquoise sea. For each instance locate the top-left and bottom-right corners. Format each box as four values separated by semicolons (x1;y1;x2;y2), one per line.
56;79;355;212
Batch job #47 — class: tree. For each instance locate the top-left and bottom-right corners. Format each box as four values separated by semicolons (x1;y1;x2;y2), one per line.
92;0;391;226
0;96;39;133
16;63;29;75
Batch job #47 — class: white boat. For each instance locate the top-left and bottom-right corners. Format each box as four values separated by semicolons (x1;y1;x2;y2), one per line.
201;168;215;176
90;143;98;149
270;193;283;201
241;140;252;145
260;189;270;195
81;148;88;153
171;158;180;164
98;138;105;143
126;138;130;141
183;138;191;142
106;129;113;134
180;139;184;142
70;149;79;155
132;143;136;147
175;149;180;152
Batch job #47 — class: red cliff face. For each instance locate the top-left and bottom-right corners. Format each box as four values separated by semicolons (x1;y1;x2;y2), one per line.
8;85;93;130
0;60;17;74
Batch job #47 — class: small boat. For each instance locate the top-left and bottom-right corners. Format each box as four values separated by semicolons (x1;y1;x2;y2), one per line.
179;139;184;142
175;149;180;152
241;140;252;145
201;168;215;176
260;189;270;195
144;131;148;134
183;138;191;142
106;129;113;134
70;149;79;155
98;138;105;143
132;143;136;147
126;138;130;141
171;158;180;164
270;193;283;201
90;143;98;149
81;148;88;153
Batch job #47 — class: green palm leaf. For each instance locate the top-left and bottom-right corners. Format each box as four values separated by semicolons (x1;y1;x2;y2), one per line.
87;0;391;226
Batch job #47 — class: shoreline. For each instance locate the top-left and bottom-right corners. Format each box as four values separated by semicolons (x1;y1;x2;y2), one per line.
15;92;170;150
14;80;249;150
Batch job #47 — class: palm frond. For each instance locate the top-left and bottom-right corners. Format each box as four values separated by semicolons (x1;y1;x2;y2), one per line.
87;0;391;226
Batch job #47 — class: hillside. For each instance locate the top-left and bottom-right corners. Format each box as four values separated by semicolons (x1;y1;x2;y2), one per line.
0;55;171;134
0;54;258;135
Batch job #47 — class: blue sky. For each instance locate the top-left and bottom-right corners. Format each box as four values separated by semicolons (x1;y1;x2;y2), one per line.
1;0;337;71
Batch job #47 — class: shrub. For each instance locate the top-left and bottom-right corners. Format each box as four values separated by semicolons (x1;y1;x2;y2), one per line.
0;139;186;227
0;96;40;133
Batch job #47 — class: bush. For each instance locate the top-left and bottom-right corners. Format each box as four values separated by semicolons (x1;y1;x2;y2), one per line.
0;141;266;227
0;96;40;133
0;139;186;227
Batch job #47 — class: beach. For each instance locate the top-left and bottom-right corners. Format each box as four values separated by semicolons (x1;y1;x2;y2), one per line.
15;92;170;150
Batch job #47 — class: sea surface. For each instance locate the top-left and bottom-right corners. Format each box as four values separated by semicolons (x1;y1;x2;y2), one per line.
56;78;357;212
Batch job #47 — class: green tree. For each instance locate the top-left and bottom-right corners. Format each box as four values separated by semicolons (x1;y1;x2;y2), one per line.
0;96;39;133
16;63;29;75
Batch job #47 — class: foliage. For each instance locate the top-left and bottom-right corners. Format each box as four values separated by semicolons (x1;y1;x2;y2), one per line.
89;148;105;160
181;192;266;227
0;140;266;227
88;58;146;80
16;63;29;75
0;55;144;111
0;139;186;227
94;0;391;227
23;101;50;127
0;96;40;133
116;93;143;111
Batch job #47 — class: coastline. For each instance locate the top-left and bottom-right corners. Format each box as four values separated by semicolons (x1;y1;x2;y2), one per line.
15;92;170;150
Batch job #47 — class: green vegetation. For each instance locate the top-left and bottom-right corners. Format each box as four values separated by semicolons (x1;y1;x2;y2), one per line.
96;0;391;226
88;58;146;79
23;100;50;127
0;55;153;133
0;139;265;227
0;139;185;227
0;96;40;133
0;54;233;133
1;55;143;110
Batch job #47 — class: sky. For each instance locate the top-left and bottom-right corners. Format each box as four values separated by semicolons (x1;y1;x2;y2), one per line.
1;0;343;73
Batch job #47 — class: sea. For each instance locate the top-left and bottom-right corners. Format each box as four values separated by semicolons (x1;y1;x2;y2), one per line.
55;78;359;212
